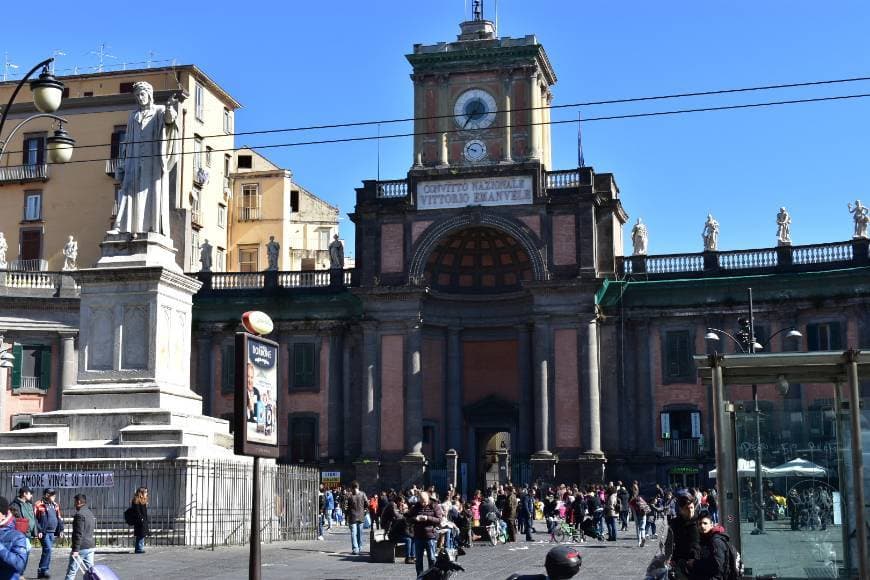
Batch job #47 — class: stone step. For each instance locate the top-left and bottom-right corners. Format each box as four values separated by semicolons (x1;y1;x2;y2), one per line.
26;410;229;443
119;425;211;447
0;427;69;447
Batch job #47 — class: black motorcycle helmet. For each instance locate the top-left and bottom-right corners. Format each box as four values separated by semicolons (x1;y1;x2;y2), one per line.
545;545;581;579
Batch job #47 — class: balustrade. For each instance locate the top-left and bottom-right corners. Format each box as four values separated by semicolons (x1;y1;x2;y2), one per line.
792;241;853;265
718;248;778;270
546;169;581;189
376;180;408;198
4;270;60;289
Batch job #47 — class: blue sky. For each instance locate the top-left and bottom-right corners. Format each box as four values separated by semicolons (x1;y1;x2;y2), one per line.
4;1;870;258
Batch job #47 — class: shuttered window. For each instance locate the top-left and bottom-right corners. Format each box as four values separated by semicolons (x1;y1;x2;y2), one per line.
12;344;50;391
291;343;317;389
664;330;693;382
806;322;843;351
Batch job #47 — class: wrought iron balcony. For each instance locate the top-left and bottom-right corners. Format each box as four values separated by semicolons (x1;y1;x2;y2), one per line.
0;164;48;184
105;158;120;177
661;438;703;457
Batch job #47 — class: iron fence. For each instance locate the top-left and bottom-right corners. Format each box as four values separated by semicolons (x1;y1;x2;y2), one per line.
0;459;318;549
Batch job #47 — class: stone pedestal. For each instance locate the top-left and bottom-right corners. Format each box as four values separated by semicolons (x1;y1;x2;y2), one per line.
399;453;426;489
97;232;181;272
576;453;607;483
445;449;459;490
530;451;557;484
63;265;202;414
354;460;381;493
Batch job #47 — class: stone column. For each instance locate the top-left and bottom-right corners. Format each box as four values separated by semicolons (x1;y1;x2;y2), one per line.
195;331;214;416
529;71;541;160
516;324;532;455
532;318;551;455
327;328;344;459
581;315;603;455
361;323;379;458
342;330;353;460
502;73;513;163
446;326;463;451
405;323;424;456
60;332;77;394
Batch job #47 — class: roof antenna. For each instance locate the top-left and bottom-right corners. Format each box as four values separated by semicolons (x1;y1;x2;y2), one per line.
88;42;117;73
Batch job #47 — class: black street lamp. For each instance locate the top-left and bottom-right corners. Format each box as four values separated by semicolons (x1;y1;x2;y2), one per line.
705;287;801;535
0;58;75;164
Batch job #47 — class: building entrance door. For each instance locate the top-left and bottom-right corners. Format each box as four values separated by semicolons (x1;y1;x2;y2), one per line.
478;430;510;490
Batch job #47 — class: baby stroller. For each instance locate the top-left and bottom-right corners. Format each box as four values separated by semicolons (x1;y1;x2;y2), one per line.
578;517;604;542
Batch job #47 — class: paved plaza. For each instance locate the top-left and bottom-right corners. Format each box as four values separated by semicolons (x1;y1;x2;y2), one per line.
23;525;654;580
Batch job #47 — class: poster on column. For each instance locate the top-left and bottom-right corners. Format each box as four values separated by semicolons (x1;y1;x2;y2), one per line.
234;331;279;458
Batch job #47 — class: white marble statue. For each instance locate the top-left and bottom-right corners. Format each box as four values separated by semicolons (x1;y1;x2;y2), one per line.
776;207;791;245
200;239;213;272
848;199;869;239
631;218;648;256
329;234;344;269
62;235;78;270
266;236;280;271
702;214;720;251
111;81;179;237
0;232;7;269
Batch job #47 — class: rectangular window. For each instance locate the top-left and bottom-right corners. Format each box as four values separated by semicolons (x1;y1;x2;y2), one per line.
239;246;258;272
190;230;199;271
289;417;317;463
23;192;42;221
11;344;50;391
194;82;204;121
290;190;300;213
664;330;692;381
807;322;843;351
217;204;227;228
119;82;134;93
193;136;203;172
216;247;226;272
291;343;317;389
18;229;42;262
220;343;235;394
223;108;232;134
239;184;261;221
223;155;232;190
110;125;127;160
237;154;252;169
22;135;44;166
318;229;330;251
205;146;213;167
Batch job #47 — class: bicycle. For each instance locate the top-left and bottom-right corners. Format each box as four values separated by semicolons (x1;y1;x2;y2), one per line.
485;514;508;546
554;519;583;544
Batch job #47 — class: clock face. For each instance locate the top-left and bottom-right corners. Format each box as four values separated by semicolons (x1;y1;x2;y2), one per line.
463;139;487;162
454;89;497;130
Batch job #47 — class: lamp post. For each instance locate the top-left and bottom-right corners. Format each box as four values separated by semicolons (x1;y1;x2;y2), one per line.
0;58;75;164
705;287;801;535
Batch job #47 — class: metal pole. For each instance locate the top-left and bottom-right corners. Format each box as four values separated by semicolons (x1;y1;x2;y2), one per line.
0;58;53;141
711;355;739;542
845;350;868;579
746;288;766;534
250;456;261;580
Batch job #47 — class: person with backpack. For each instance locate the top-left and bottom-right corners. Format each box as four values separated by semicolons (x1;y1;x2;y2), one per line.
629;492;651;547
689;513;740;580
34;488;63;579
0;495;29;580
9;488;35;541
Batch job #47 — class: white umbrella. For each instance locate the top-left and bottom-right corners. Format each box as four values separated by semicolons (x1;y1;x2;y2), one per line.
768;458;827;478
708;458;773;479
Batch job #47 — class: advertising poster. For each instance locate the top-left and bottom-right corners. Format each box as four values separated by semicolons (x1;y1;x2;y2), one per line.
235;332;279;458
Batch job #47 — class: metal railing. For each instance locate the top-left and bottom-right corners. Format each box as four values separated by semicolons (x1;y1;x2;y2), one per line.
9;259;47;272
237;206;261;221
0;163;48;184
661;438;702;457
377;179;408;198
0;459;318;548
19;376;42;389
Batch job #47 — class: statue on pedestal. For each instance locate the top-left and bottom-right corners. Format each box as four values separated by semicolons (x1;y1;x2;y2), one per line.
266;236;280;271
329;234;344;269
111;81;179;237
62;235;78;270
848;199;869;239
631;218;648;256
0;232;7;269
199;239;213;272
702;214;720;251
776;207;792;245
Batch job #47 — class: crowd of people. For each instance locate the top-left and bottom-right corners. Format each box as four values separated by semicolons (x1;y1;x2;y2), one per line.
317;480;738;579
0;485;150;579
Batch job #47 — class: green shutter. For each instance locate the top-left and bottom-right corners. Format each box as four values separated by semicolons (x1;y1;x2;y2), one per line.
11;344;22;390
830;321;843;350
39;347;51;391
292;343;316;388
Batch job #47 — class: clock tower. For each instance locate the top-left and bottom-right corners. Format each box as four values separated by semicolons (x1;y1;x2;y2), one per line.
407;9;557;169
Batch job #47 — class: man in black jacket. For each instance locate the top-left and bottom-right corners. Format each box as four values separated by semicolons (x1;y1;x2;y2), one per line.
63;494;95;580
407;491;442;576
666;493;701;580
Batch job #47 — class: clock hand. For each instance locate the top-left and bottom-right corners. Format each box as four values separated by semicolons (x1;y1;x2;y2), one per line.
464;116;472;128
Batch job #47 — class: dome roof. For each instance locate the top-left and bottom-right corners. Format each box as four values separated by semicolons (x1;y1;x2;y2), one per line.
424;226;532;293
